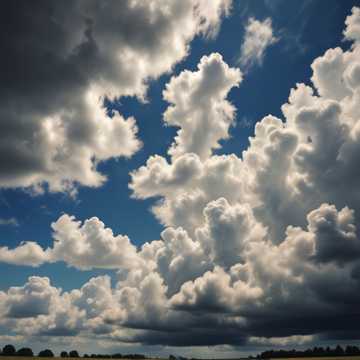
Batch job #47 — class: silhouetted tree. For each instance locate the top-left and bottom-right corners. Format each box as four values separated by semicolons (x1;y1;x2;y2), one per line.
70;350;80;358
17;348;33;357
346;345;360;355
2;345;16;356
61;352;69;358
111;354;123;359
335;345;345;356
39;349;54;357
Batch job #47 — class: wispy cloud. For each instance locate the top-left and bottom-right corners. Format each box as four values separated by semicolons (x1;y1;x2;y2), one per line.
238;116;253;129
239;17;278;69
0;217;19;227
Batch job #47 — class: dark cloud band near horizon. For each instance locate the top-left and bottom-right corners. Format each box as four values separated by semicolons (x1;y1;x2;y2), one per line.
0;0;360;356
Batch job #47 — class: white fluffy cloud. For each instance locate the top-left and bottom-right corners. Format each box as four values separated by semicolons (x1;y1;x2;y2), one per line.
163;53;242;160
239;17;278;69
50;215;142;270
0;242;50;267
0;0;231;194
1;5;360;351
344;6;360;42
0;214;142;270
130;53;243;233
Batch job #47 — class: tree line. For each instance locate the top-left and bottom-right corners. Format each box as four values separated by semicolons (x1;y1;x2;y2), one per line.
257;345;360;359
3;343;359;360
0;345;146;359
1;345;55;357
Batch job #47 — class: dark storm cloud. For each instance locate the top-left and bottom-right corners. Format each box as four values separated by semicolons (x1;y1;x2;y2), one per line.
130;328;247;347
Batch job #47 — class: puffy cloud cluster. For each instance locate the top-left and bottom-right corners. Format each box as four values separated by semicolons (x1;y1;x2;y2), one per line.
238;17;277;69
0;214;141;270
1;5;360;350
0;277;87;337
0;0;231;194
3;277;60;319
0;241;50;267
50;215;142;270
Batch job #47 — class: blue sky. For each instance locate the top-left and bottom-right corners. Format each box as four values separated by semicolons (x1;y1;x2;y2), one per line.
1;0;360;356
0;0;355;290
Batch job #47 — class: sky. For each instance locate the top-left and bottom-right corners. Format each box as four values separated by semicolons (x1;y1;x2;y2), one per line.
0;0;360;358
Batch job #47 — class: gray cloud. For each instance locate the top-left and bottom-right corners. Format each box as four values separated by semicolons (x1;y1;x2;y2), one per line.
0;0;231;194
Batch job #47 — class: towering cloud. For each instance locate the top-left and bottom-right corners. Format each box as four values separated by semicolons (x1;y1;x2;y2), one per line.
162;53;242;160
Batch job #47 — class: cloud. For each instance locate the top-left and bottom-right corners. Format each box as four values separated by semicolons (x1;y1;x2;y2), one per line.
0;214;143;270
4;277;60;319
239;17;278;69
344;6;360;42
1;6;360;350
163;53;242;160
248;335;315;346
0;217;19;227
50;214;143;270
0;242;50;267
0;0;231;194
130;52;243;232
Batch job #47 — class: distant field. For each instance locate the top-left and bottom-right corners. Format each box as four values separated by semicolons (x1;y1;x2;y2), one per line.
0;358;120;360
0;358;155;360
0;358;94;360
271;357;360;360
2;357;360;360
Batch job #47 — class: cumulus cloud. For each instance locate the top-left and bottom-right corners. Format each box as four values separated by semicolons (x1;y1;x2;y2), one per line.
50;215;142;270
130;53;243;231
1;5;360;351
239;17;278;69
163;53;242;160
0;0;231;194
344;6;360;42
4;277;60;319
0;242;50;267
0;214;142;270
